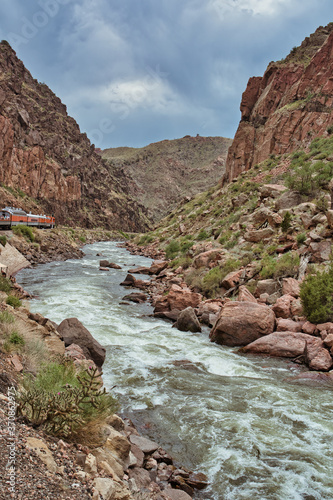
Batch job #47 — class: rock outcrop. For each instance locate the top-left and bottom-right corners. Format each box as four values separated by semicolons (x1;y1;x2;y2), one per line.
225;24;333;181
0;41;149;231
57;317;106;368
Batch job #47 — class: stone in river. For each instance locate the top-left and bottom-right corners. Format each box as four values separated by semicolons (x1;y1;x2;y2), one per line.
129;435;159;454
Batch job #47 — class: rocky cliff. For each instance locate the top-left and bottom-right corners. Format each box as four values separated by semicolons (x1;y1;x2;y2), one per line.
102;135;232;222
0;41;149;231
225;24;333;182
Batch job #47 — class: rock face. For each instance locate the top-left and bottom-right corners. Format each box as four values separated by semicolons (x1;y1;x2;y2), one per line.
102;136;232;222
225;24;333;181
174;307;202;333
0;41;149;231
209;301;276;347
57;317;106;368
241;332;333;371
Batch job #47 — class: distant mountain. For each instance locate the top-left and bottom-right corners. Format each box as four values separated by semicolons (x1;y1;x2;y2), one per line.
0;41;149;231
225;23;333;182
101;135;232;222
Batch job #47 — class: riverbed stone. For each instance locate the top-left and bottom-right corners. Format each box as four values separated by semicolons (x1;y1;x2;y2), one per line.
210;301;276;347
174;307;201;333
240;331;308;358
57;317;106;368
129;435;159;454
163;488;193;500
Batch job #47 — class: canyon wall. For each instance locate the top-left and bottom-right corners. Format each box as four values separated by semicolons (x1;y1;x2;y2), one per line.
225;24;333;182
0;41;149;231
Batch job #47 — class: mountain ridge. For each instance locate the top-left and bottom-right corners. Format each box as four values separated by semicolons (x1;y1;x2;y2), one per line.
102;135;232;222
0;40;149;231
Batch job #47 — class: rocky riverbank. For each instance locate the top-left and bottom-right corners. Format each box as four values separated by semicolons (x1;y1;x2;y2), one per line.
0;241;209;500
119;242;333;384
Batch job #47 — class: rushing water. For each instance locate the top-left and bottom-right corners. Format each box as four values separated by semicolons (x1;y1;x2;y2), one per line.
17;242;333;500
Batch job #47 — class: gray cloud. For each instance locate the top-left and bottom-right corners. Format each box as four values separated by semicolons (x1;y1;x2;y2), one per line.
0;0;332;148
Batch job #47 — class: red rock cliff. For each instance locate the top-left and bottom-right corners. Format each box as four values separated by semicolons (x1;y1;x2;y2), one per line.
0;41;149;231
225;24;333;182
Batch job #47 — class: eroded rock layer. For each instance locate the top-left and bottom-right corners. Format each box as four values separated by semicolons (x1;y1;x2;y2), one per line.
225;24;333;181
0;41;149;231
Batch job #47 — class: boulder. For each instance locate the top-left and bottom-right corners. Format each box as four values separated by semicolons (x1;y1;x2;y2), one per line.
305;337;333;371
57;318;106;368
163;488;193;500
104;428;131;463
238;285;257;303
174;307;201;333
210;301;276;347
127;266;151;274
260;184;287;199
122;292;148;303
197;299;223;326
120;273;136;286
167;286;202;310
317;322;333;334
149;260;169;275
276;318;305;332
240;331;308;358
221;269;243;290
193;250;223;269
272;294;295;319
282;278;300;298
255;279;279;297
129;435;159;454
241;331;333;370
275;191;302;210
99;260;122;269
309;241;331;262
302;321;317;335
127;467;151;489
244;227;275;243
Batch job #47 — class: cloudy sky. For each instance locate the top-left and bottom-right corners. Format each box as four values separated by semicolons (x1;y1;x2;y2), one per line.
0;0;332;149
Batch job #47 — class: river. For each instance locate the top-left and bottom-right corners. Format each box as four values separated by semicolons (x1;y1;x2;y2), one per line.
17;241;333;500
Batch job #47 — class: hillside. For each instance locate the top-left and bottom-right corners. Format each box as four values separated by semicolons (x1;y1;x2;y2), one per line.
101;135;232;221
225;23;333;182
0;41;149;232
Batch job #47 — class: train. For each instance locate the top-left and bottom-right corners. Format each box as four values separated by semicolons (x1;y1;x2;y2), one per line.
0;207;55;229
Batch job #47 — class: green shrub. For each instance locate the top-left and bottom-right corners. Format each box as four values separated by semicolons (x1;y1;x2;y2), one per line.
315;195;329;212
197;229;209;241
137;234;154;246
0;235;7;246
260;252;300;279
8;331;25;345
180;240;193;253
281;211;292;233
300;265;333;323
165;240;181;259
6;295;22;308
12;224;35;242
16;362;118;437
0;276;11;293
296;233;307;246
0;310;15;323
201;267;224;297
79;236;86;243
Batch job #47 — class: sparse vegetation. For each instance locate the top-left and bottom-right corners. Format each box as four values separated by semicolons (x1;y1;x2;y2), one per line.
16;361;119;438
0;276;11;293
300;263;333;323
12;224;35;242
6;295;22;308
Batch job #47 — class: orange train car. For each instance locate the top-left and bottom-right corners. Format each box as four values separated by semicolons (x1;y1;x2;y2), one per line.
0;207;55;229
